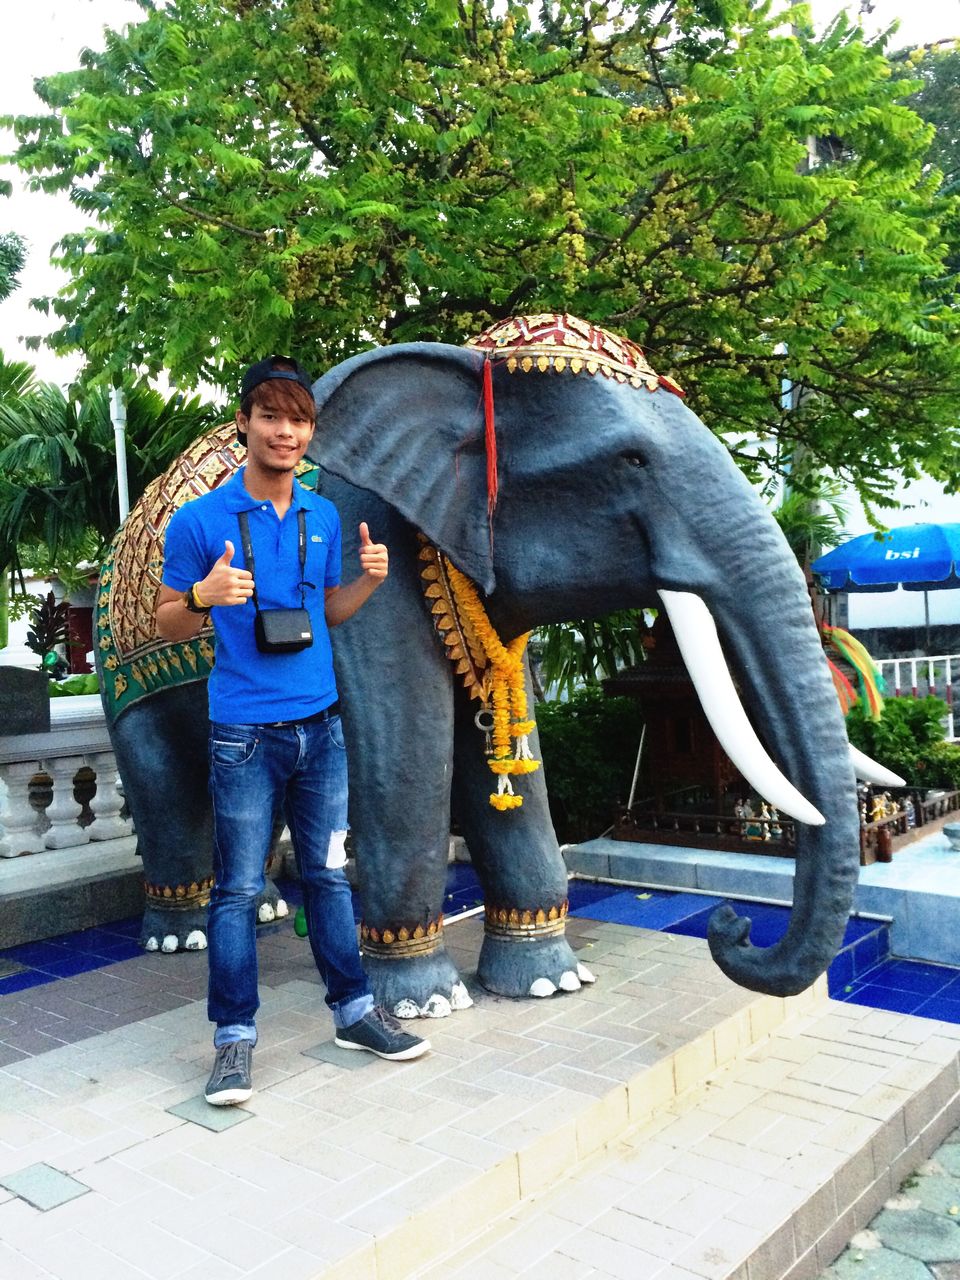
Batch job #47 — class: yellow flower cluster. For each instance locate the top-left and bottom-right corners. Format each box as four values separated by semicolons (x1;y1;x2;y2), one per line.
445;560;541;810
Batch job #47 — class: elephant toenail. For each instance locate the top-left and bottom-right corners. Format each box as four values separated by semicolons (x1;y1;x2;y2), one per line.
529;978;557;998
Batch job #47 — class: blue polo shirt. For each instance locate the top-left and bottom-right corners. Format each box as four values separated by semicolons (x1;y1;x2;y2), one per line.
162;467;341;724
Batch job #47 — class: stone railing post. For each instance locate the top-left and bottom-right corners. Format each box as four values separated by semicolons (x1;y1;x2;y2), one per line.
42;754;90;850
1;693;128;859
0;761;46;857
85;750;133;841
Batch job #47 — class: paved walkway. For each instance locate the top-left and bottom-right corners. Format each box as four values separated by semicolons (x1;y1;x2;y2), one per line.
2;905;960;1279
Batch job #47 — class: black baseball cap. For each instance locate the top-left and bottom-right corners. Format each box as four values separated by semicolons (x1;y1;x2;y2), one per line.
240;354;314;402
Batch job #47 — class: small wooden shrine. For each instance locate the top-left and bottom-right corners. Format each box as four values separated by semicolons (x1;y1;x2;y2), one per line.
603;615;741;815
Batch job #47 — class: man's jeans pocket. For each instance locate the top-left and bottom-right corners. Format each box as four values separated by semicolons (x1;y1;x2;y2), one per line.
210;725;259;768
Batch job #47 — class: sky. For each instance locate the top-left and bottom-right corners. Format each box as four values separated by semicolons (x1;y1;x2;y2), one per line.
0;0;958;389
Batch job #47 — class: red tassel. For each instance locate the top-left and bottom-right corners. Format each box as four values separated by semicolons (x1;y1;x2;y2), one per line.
484;358;498;518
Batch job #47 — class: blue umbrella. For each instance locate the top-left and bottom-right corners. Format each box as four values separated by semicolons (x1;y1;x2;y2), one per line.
812;522;960;647
812;523;960;592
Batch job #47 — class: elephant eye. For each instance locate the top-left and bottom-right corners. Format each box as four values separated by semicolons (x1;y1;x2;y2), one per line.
622;452;648;469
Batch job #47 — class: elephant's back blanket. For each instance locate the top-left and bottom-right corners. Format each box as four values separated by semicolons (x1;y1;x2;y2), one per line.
95;422;318;722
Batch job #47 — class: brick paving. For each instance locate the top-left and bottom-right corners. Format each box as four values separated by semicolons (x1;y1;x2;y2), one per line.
1;909;959;1279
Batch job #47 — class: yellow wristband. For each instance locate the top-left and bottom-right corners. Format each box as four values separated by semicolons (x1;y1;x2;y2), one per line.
191;583;211;610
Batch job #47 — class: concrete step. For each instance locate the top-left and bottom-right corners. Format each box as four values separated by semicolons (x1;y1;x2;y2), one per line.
2;918;958;1280
415;983;960;1280
0;837;142;949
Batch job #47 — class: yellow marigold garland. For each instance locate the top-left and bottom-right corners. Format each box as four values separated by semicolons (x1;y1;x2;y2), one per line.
443;561;541;810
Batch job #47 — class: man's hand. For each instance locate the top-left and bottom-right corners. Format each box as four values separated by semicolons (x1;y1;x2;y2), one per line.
358;522;388;582
325;523;389;628
197;540;255;606
155;540;255;641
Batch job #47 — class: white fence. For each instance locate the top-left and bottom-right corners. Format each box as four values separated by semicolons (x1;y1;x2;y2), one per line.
0;695;132;858
876;653;958;742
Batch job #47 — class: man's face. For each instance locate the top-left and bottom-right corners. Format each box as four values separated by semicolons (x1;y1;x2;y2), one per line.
237;398;315;475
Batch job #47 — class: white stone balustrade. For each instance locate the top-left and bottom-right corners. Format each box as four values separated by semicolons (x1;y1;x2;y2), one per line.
0;695;133;858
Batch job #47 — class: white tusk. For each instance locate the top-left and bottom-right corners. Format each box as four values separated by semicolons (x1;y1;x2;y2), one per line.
848;745;905;788
657;590;826;827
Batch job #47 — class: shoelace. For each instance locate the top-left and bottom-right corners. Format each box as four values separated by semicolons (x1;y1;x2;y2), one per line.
214;1040;249;1080
370;1006;404;1034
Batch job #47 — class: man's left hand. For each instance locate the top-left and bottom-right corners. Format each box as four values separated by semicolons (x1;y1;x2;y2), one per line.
358;522;388;581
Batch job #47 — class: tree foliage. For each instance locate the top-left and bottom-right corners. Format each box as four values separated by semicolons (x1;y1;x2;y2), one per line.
536;610;652;699
897;44;960;194
0;232;26;305
4;0;959;511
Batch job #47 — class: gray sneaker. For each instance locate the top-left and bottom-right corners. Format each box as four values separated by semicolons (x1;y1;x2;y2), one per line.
334;1006;431;1061
205;1040;253;1105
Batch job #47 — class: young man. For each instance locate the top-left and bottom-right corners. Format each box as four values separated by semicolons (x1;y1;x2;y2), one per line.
156;355;429;1106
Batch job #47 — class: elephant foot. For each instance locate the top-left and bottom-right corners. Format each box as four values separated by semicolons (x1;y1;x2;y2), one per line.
140;904;208;954
361;946;473;1020
257;896;289;924
256;878;289;924
139;881;287;952
477;933;596;1000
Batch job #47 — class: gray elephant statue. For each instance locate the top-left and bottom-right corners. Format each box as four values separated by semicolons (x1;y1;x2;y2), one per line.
96;312;863;1014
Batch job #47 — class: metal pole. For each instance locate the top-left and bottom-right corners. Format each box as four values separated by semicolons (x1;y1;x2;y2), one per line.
109;387;129;524
626;725;646;810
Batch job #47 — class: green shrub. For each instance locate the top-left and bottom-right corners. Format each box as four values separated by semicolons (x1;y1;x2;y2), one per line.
48;673;100;697
845;695;954;787
535;687;645;844
922;741;960;790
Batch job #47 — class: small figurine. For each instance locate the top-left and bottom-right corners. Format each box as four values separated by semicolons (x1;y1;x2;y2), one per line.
768;805;782;841
743;799;763;840
870;792;886;824
733;797;747;836
904;796;916;829
759;802;772;841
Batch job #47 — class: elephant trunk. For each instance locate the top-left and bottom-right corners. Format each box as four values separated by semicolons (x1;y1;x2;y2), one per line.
659;517;860;998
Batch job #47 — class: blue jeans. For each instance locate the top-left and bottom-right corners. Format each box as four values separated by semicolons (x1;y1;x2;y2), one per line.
207;714;373;1046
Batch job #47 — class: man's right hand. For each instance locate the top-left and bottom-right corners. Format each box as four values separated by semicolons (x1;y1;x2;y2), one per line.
197;540;255;607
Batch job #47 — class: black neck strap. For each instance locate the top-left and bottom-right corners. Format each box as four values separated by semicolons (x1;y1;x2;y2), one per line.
237;507;308;611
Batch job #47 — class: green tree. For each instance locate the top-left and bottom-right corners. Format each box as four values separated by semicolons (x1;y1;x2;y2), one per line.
0;382;226;590
770;479;848;567
896;44;960;193
536;611;652;700
0;354;37;646
0;179;26;304
0;232;26;305
893;43;960;283
4;0;959;512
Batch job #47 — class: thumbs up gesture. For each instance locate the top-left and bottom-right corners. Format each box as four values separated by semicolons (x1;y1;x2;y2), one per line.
358;522;389;582
197;540;256;607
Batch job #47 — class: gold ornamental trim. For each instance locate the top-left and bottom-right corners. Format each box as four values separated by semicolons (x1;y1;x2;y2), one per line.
417;537;491;704
144;875;214;910
484;900;569;941
465;313;684;396
360;916;444;960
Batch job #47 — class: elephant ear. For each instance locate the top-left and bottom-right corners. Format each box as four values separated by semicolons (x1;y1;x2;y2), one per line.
309;343;494;592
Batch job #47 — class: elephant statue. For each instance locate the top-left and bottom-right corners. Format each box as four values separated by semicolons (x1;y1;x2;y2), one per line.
96;312;867;1014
